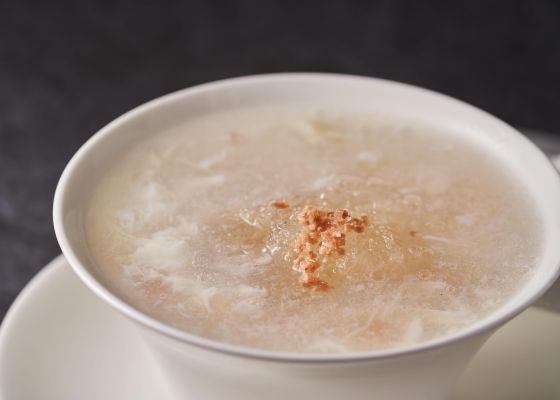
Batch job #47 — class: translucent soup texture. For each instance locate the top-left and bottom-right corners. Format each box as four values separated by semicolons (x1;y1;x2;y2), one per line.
85;107;540;353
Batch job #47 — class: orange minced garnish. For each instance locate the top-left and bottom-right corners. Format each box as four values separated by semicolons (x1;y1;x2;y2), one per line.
290;205;368;289
270;200;290;209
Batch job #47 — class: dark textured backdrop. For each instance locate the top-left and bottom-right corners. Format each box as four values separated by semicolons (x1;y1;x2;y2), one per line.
1;0;560;319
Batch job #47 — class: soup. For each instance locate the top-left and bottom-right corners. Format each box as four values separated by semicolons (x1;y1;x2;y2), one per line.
85;106;541;353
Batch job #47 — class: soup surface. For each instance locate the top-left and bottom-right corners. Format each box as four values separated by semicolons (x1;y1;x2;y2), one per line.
85;106;541;353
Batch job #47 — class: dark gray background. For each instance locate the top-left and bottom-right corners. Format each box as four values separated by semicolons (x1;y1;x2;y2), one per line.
1;0;560;320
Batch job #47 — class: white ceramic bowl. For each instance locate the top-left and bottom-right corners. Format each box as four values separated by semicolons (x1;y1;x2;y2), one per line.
53;74;560;400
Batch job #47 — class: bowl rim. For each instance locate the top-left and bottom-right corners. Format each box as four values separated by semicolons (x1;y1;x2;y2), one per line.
53;72;560;364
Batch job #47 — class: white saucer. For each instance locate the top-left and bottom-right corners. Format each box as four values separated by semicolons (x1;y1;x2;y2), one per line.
0;255;174;400
1;256;559;400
